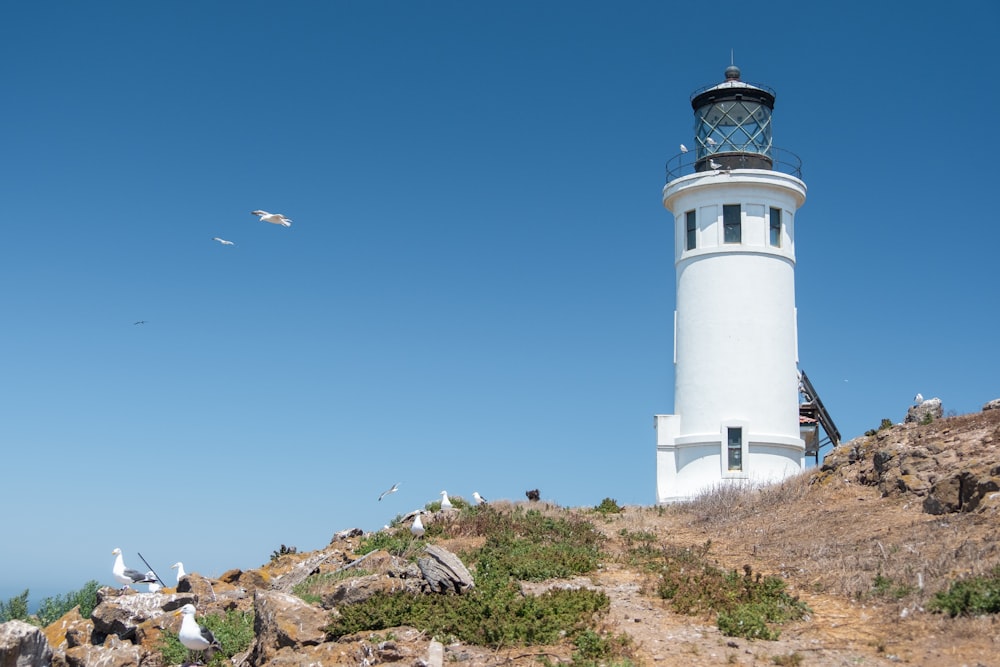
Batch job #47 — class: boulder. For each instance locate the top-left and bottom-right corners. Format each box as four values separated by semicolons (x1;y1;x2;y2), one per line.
89;588;194;644
417;545;474;594
0;619;53;667
320;572;423;608
246;590;329;666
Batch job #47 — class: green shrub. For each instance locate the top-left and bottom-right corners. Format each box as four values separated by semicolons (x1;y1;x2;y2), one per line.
0;590;29;623
34;580;100;626
594;498;623;515
928;567;1000;617
650;544;808;640
871;574;913;600
270;544;297;562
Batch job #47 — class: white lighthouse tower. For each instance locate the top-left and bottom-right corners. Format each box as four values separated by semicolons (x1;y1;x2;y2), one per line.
655;65;806;502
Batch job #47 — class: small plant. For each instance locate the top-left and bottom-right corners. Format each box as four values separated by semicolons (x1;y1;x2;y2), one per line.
920;412;935;425
34;580;101;626
871;573;913;600
866;418;894;436
0;590;29;623
927;566;1000;616
270;544;297;562
772;652;804;666
594;497;623;515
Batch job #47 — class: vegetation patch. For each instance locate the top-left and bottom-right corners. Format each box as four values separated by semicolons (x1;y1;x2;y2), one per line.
640;541;808;640
328;505;608;647
0;581;100;626
927;566;1000;616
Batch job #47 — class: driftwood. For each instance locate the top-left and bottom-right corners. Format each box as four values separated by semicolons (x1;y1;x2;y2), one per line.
417;545;475;594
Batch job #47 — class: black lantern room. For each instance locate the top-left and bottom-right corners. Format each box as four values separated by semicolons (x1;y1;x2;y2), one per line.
691;65;775;172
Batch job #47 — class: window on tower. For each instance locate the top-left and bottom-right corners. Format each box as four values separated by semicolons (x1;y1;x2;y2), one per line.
723;205;741;244
727;427;743;471
769;207;782;247
686;210;696;250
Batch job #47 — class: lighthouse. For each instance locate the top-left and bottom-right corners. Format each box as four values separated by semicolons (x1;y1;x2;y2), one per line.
655;65;807;502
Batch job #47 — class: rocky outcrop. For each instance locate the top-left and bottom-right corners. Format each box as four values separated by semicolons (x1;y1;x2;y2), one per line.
244;590;329;666
905;396;943;423
818;406;1000;515
0;619;52;667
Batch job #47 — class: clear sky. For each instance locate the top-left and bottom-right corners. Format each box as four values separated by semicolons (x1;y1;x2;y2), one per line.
3;1;997;604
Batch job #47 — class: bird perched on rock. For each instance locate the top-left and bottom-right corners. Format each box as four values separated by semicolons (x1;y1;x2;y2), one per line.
175;603;222;664
111;548;157;591
472;491;488;505
171;561;187;584
145;573;161;593
250;210;292;227
914;393;924;405
439;490;453;510
411;513;425;538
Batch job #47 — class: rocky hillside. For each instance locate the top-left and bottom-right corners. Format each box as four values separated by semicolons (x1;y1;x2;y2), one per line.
3;402;1000;667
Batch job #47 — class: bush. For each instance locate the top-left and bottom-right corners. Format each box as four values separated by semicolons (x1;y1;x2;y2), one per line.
594;498;623;515
0;590;29;623
928;567;1000;617
34;581;101;626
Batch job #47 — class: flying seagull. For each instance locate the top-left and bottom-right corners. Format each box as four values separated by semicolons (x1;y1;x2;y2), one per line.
175;603;222;663
212;237;235;246
378;482;400;502
439;490;453;510
133;321;146;325
251;210;292;227
679;144;688;153
472;491;488;505
111;548;157;590
171;561;187;583
410;513;425;538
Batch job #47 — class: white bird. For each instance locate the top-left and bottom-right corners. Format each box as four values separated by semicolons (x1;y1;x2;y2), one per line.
706;137;717;146
439;490;453;510
410;513;425;538
175;603;222;662
212;237;235;246
145;573;161;593
250;210;292;227
472;491;488;505
679;144;688;153
378;482;400;502
171;561;187;583
709;159;723;170
914;393;924;404
111;548;157;590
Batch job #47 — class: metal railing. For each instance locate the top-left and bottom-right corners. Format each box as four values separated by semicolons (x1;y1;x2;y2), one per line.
665;146;802;182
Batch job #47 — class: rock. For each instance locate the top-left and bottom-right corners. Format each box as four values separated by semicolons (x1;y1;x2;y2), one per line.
246;590;330;666
90;588;194;644
0;619;53;667
42;606;91;652
320;573;423;608
983;398;1000;411
905;397;943;423
62;633;149;667
417;545;474;594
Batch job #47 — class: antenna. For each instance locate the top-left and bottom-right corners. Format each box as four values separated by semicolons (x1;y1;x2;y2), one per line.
730;48;734;66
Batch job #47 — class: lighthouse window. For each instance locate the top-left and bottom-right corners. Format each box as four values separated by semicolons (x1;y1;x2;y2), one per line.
723;205;741;243
727;427;743;471
686;210;696;250
769;207;782;247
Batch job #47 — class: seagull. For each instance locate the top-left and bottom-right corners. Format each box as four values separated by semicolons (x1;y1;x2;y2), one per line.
175;603;222;663
378;482;400;502
410;513;425;538
145;573;162;593
111;548;157;590
472;491;488;505
133;321;146;325
250;210;292;227
171;561;187;584
212;237;235;246
706;137;717;146
709;159;723;170
914;393;924;405
679;144;688;153
439;490;453;510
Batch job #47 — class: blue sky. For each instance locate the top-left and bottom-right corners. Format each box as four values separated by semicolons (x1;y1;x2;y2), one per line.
3;1;997;604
